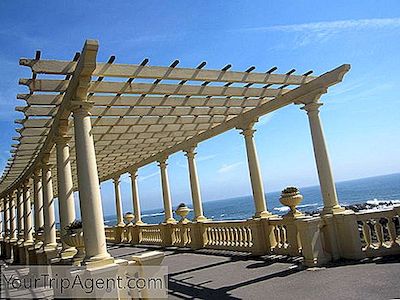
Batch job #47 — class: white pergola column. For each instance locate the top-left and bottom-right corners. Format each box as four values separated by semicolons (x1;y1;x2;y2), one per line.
56;136;77;254
42;161;57;249
184;147;207;222
129;170;144;225
33;170;44;242
9;194;17;241
73;104;111;262
16;188;24;241
301;102;343;214
113;176;125;227
239;122;271;218
158;158;176;224
23;181;33;243
4;196;10;240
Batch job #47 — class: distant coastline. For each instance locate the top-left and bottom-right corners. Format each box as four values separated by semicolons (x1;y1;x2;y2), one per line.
101;172;400;225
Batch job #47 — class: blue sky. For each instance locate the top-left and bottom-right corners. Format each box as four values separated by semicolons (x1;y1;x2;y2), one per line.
0;1;399;216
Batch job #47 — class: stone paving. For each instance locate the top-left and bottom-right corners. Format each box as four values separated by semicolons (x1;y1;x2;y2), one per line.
1;244;399;299
108;244;400;300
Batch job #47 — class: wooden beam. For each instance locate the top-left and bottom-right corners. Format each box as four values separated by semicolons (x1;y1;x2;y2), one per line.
20;59;316;85
20;79;290;98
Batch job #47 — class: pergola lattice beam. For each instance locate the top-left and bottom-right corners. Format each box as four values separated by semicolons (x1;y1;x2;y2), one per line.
20;58;317;85
0;39;351;199
101;64;350;181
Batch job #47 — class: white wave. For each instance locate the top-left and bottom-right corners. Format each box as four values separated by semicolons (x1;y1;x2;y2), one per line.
273;206;290;212
273;203;318;212
297;203;318;208
142;212;164;218
366;199;400;205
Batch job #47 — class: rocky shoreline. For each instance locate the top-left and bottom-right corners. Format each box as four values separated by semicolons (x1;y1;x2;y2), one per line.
306;200;399;215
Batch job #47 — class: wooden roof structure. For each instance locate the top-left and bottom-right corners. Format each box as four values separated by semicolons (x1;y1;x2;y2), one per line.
0;40;350;198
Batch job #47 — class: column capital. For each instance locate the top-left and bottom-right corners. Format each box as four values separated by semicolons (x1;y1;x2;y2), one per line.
301;102;323;115
237;120;258;138
70;100;94;115
184;146;197;159
129;169;138;178
158;157;168;168
112;176;121;185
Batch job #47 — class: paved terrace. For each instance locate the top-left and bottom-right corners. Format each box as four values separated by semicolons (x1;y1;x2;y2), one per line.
107;244;400;300
1;244;399;299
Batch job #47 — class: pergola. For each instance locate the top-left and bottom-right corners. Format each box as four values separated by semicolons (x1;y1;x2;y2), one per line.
0;40;350;263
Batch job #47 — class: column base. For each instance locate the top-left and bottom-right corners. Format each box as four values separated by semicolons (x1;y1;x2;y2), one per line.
321;205;346;215
193;215;208;222
163;218;177;224
83;252;113;266
252;211;274;219
36;244;59;265
134;220;146;225
60;247;78;260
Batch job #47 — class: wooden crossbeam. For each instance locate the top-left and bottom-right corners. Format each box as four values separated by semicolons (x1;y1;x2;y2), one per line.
20;59;316;85
19;94;267;107
20;79;290;98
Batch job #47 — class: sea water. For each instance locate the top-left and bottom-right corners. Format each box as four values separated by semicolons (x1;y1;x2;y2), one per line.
103;173;399;225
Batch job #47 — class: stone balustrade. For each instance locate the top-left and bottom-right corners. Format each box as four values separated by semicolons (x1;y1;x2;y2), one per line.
102;206;399;268
355;207;400;256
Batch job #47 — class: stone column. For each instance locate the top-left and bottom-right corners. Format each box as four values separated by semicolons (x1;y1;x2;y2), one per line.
55;136;77;256
4;196;10;239
16;188;24;241
184;147;207;222
239;122;271;218
73;103;110;262
129;170;144;225
33;170;44;242
158;158;176;224
9;194;17;241
301;102;343;214
23;181;33;243
113;176;125;227
42;161;57;249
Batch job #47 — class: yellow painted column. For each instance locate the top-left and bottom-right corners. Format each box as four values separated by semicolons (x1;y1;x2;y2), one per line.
42;161;57;249
158;158;176;224
301;102;343;214
33;170;44;243
55;136;77;255
239;123;271;218
23;181;34;243
16;188;24;242
129;170;144;225
9;194;17;241
73;104;111;262
184;147;207;222
4;196;10;240
113;176;125;227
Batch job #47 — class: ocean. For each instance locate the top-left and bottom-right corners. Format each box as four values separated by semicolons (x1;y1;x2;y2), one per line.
103;173;400;225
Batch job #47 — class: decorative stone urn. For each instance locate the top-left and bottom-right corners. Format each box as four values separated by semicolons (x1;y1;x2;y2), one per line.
62;220;85;263
124;212;135;225
175;203;192;223
279;187;304;217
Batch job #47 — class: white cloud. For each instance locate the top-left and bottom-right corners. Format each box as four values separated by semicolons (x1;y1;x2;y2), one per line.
233;18;400;48
138;171;159;182
217;162;244;174
238;18;400;34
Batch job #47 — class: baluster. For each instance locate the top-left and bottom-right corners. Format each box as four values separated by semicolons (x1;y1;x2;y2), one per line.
274;225;281;248
374;220;384;248
362;221;372;248
229;228;234;247
233;227;239;247
238;227;244;247
279;225;286;248
241;227;246;248
247;226;253;248
387;217;398;247
222;227;227;246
